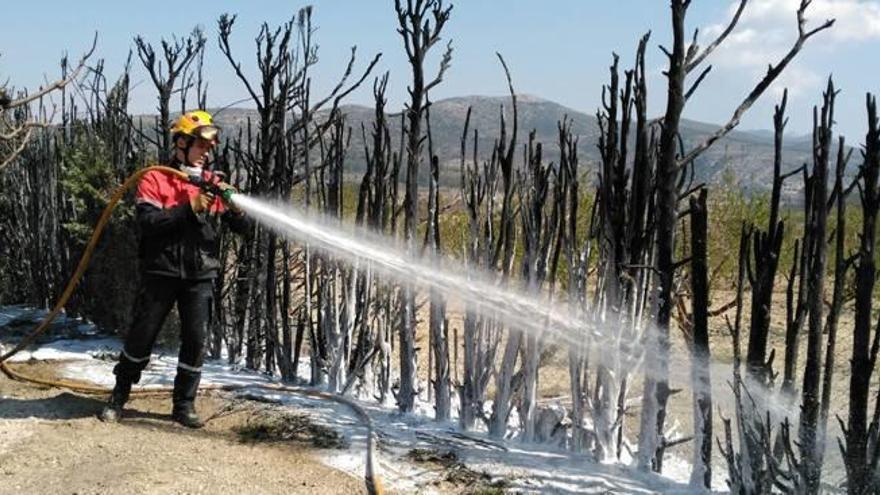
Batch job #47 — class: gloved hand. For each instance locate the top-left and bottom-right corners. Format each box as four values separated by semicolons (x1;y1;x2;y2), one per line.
190;191;215;214
216;182;237;194
216;182;243;214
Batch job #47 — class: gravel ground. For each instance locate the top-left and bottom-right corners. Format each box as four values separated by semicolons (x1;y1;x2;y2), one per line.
0;361;367;495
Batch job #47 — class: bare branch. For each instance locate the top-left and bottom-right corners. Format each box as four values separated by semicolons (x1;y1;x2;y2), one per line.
496;52;518;161
685;65;711;102
310;50;382;116
218;14;263;111
2;32;97;110
677;1;834;170
0;119;51;141
424;40;453;93
0;126;33;172
686;0;748;73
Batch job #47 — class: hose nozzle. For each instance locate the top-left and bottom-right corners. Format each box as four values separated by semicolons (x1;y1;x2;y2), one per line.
188;174;236;205
220;188;236;203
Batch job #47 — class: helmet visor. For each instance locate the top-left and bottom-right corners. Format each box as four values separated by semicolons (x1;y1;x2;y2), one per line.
193;125;220;144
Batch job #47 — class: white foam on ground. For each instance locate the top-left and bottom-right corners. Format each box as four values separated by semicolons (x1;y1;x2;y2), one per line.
58;353;275;391
4;337;120;363
2;306;713;494
237;385;706;494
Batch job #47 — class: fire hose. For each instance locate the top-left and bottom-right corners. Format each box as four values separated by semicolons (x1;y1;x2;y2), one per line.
0;165;383;495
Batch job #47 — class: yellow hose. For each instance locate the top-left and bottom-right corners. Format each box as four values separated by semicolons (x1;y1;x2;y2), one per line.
0;165;383;495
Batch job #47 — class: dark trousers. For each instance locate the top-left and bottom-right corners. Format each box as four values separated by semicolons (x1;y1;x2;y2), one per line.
113;274;213;408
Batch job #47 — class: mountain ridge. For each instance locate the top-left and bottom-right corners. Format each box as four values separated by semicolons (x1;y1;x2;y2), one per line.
161;94;828;194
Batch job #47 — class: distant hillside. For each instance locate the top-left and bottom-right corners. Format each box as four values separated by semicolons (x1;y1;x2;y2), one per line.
202;95;826;195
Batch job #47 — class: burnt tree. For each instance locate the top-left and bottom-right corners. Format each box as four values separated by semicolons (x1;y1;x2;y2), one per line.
637;0;832;471
688;188;712;489
394;0;453;413
134;28;205;162
797;79;837;494
745;90;792;386
843;93;880;495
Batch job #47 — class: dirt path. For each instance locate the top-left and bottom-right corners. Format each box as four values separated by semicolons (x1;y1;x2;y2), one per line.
0;362;366;495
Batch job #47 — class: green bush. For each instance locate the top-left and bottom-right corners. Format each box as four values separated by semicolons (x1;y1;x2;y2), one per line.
59;131;140;334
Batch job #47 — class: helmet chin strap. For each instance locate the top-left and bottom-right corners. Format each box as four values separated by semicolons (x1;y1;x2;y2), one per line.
173;136;213;177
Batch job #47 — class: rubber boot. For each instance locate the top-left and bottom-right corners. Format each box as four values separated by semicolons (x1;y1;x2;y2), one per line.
171;368;204;428
171;402;204;429
99;379;132;423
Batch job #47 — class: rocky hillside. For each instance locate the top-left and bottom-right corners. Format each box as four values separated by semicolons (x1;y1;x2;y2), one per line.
202;95;825;194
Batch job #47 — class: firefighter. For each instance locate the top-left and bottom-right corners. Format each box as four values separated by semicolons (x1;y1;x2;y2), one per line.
99;110;250;428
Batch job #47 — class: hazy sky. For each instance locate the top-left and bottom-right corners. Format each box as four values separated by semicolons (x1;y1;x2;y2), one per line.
2;0;878;140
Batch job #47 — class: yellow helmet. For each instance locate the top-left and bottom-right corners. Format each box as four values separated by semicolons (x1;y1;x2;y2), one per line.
171;110;220;143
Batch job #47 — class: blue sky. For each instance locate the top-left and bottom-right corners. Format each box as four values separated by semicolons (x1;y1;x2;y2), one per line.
2;0;878;140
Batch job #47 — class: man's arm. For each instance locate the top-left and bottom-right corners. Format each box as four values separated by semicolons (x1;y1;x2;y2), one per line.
221;210;253;235
137;202;199;237
135;171;202;237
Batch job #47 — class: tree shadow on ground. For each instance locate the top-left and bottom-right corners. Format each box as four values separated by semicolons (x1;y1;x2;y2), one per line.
0;392;167;423
1;392;105;420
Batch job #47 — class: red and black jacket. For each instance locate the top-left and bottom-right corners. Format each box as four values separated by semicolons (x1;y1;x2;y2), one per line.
134;167;250;280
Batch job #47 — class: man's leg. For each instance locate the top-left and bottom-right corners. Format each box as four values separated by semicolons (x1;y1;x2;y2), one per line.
171;278;213;428
100;276;178;422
